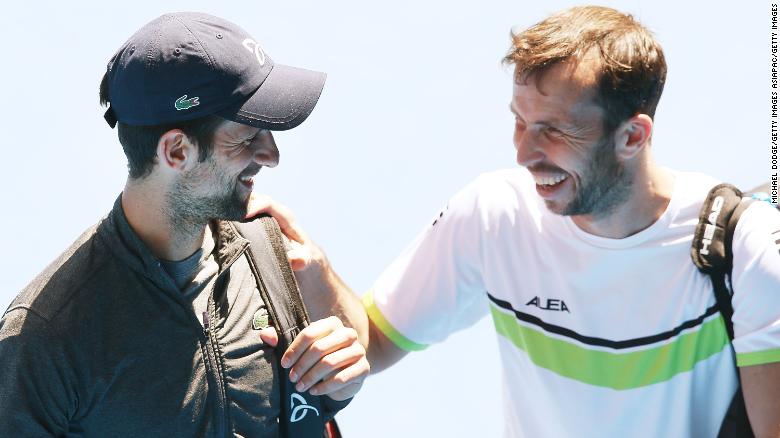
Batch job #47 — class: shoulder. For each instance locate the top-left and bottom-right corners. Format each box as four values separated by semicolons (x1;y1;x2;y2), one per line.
446;169;539;224
0;305;53;343
733;200;780;254
671;170;721;208
0;301;68;375
464;168;536;205
5;221;111;324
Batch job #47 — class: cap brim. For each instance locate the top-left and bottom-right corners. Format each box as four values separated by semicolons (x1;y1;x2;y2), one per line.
218;64;326;131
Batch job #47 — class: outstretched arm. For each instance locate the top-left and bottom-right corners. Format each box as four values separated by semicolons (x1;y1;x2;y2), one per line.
246;195;408;374
288;240;409;373
741;362;780;438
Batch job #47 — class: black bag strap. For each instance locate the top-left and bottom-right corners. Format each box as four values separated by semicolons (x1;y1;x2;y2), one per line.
233;216;341;438
691;183;765;338
691;183;755;438
235;216;310;348
691;184;745;277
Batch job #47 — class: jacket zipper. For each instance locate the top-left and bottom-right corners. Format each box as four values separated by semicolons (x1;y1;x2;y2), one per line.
203;309;230;436
197;234;250;436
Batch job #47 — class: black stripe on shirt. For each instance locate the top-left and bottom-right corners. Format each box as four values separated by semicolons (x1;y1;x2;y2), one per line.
486;292;720;350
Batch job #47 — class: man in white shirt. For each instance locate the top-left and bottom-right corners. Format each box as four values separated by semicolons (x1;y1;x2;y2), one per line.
262;5;780;437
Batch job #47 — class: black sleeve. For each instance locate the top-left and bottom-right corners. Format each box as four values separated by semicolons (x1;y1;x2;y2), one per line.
0;308;74;436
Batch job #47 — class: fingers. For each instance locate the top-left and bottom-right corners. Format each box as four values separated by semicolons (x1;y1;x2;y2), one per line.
244;193;329;273
281;317;369;399
282;317;353;372
258;327;279;347
244;193;274;219
303;347;369;400
315;357;370;401
244;193;307;244
291;340;363;391
286;240;313;271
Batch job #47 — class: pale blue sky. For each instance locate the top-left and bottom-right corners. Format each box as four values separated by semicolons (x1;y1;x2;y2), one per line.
0;1;770;436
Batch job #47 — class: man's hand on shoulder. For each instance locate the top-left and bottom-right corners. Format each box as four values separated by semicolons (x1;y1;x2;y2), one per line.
259;316;369;401
245;193;327;273
247;194;378;372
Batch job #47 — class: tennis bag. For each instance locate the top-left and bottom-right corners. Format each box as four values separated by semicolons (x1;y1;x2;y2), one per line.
690;182;779;438
234;216;347;438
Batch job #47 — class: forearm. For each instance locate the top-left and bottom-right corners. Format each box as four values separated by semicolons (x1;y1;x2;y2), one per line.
294;256;370;349
741;362;780;438
365;319;408;374
294;254;407;372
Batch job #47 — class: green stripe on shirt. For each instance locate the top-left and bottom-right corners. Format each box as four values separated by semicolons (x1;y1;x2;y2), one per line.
363;291;428;351
737;348;780;367
490;303;730;390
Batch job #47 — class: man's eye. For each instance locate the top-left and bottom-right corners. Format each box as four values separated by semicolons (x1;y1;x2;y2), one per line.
226;140;252;157
545;128;564;139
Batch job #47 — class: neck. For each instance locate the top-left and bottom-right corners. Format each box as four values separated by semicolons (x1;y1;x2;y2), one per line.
571;160;674;239
121;178;207;261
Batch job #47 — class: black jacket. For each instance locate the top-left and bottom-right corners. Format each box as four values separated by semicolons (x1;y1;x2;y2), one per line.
0;197;344;437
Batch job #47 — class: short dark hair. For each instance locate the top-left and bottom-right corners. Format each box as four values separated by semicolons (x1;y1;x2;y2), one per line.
503;6;667;134
100;72;225;179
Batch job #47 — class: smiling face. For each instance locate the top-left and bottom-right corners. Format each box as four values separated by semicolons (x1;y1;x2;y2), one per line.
168;120;279;223
511;61;632;217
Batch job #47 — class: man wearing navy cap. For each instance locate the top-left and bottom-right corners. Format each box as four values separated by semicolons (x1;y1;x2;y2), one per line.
0;12;367;437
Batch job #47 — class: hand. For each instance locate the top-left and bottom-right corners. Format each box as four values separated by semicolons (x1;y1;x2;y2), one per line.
259;316;369;401
245;193;323;272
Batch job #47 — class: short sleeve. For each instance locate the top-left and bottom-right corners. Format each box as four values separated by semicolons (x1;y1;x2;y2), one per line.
0;308;74;436
365;178;490;351
730;202;780;367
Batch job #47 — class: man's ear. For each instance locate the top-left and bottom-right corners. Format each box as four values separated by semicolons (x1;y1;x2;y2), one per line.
157;129;197;172
614;114;653;161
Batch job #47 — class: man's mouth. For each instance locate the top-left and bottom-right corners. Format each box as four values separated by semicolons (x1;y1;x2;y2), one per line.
530;171;570;198
533;173;568;187
238;164;262;188
238;172;257;189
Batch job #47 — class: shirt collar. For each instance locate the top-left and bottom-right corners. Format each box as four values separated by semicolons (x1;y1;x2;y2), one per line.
98;195;250;287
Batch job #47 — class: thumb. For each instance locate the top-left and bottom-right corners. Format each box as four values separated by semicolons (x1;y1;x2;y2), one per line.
286;240;312;271
287;248;312;271
259;327;279;347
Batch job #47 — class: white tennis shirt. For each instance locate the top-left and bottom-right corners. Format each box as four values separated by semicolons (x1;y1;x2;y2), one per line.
365;169;780;438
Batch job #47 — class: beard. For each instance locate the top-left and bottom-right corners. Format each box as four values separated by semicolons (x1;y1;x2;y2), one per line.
554;135;633;217
166;157;249;234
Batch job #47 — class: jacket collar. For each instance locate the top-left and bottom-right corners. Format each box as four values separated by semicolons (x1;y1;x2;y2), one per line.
97;195;250;290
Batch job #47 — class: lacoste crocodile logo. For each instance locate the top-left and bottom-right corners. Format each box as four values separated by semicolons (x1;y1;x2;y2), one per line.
252;308;269;330
175;94;200;111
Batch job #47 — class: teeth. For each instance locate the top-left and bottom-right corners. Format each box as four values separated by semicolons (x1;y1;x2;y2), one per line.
239;175;253;182
533;174;567;186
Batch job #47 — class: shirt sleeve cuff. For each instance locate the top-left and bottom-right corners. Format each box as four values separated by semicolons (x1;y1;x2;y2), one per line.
736;348;780;367
363;290;428;352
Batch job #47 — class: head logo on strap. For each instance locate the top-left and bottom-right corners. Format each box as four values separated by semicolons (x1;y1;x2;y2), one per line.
700;195;724;256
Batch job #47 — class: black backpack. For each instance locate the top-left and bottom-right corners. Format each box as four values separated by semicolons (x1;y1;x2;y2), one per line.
234;216;348;438
690;182;779;438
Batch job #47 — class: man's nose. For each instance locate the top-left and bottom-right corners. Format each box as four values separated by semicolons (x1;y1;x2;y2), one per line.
253;130;280;168
514;128;544;168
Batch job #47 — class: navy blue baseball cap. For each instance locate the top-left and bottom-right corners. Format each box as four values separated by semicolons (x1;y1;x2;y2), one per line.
102;12;326;130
